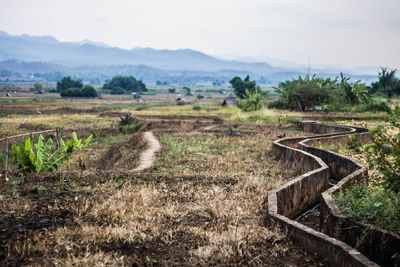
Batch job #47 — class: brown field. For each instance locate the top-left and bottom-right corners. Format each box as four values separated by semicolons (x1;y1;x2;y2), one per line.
0;95;329;266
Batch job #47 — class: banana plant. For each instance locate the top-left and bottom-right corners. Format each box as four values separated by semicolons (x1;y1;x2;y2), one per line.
11;132;92;174
12;134;75;174
71;132;93;170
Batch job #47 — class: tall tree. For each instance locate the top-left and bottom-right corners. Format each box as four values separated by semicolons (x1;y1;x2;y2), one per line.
103;75;147;94
56;76;83;92
229;75;258;99
371;67;400;98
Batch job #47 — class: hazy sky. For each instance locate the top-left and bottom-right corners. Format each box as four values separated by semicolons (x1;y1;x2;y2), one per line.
1;0;399;68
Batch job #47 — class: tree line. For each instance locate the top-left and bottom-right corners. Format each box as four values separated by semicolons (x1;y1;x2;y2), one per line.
230;67;399;112
55;75;147;97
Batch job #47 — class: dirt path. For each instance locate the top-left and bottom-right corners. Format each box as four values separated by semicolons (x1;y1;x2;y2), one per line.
133;131;161;172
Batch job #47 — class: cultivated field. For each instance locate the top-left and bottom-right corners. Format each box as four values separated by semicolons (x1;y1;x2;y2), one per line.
1;93;376;266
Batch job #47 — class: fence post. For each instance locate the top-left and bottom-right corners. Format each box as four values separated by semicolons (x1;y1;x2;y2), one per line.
55;128;59;148
5;134;8;181
30;131;33;143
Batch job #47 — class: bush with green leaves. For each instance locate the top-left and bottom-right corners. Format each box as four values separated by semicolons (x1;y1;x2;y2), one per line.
271;74;381;112
70;132;93;170
60;85;98;98
103;75;147;94
365;109;400;193
236;89;263;112
273;75;334;111
347;133;362;152
267;98;289;110
333;185;400;236
11;132;92;174
370;67;400;98
229;75;259;99
120;123;144;134
56;76;83;92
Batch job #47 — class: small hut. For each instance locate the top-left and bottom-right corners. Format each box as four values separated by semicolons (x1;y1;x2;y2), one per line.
176;97;187;105
222;99;236;107
132;93;141;99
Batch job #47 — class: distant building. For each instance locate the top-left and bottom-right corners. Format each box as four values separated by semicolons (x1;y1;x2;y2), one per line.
176;97;187;105
5;92;10;97
222;99;236;107
132;93;141;99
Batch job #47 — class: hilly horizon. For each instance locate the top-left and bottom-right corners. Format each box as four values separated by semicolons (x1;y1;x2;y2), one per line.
0;30;283;73
0;30;379;85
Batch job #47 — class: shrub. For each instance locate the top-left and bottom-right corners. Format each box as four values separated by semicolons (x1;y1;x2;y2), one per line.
60;85;98;98
236;89;263;112
12;135;73;174
56;76;83;92
365;109;400;193
103;75;147;94
109;86;127;95
192;105;201;111
120;123;144;134
229;75;258;99
333;185;400;236
11;132;92;173
81;85;98;97
353;101;391;113
267;99;288;110
347;133;362;152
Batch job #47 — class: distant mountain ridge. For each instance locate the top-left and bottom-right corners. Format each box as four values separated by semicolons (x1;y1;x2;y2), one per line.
0;30;378;84
0;30;281;75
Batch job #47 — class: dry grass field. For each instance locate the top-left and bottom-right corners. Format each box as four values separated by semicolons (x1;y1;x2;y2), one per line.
0;95;327;266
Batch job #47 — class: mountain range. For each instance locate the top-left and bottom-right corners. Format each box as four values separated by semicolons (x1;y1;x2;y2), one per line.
0;30;377;85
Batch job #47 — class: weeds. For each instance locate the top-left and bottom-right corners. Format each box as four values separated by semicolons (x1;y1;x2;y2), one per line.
334;185;400;237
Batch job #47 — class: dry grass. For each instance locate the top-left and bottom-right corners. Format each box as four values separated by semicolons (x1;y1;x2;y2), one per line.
2;171;302;266
0;102;323;265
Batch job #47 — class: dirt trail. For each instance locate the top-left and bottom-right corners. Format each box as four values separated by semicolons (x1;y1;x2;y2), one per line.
133;131;161;172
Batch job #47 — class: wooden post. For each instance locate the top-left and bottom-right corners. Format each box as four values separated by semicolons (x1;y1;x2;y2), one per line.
55;128;59;148
4;134;8;181
30;131;33;143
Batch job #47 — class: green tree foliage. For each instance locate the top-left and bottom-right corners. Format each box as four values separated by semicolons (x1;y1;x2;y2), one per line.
183;87;193;96
236;89;263;112
60;85;98;98
229;75;259;99
334;185;400;236
71;132;92;170
33;82;44;93
267;99;289;110
274;75;334;111
103;75;147;94
11;132;93;174
56;76;83;92
365;109;400;193
339;73;370;105
371;67;400;98
272;74;385;112
338;73;371;106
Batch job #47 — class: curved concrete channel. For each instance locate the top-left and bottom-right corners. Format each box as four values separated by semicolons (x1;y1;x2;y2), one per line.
267;121;381;266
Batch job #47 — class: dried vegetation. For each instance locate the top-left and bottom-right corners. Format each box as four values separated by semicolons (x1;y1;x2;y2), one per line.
1;105;323;266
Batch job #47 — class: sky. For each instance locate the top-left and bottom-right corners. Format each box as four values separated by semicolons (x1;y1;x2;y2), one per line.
1;0;399;69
